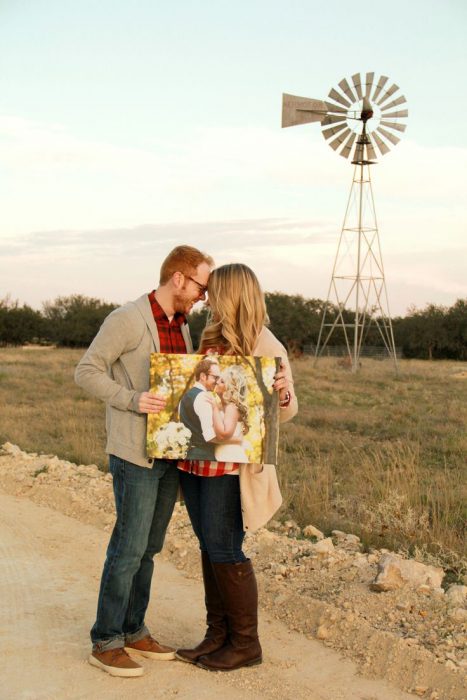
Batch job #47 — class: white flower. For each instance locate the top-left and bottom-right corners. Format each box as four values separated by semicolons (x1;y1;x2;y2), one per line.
151;421;192;459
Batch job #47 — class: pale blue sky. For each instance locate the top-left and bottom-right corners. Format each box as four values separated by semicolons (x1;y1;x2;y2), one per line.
1;0;466;314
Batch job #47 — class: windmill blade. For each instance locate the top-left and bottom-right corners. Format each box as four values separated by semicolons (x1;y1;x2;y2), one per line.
340;132;357;159
372;131;391;155
383;109;408;119
372;75;389;102
352;137;377;163
338;78;358;103
366;135;377;161
324;100;348;115
328;87;351;108
321;113;347;127
281;94;327;127
322;122;348;140
329;127;351;151
377;127;400;146
352;73;363;100
380;120;407;133
377;82;399;106
352;73;363;99
381;94;407;111
352;141;364;163
364;72;375;97
362;96;372;113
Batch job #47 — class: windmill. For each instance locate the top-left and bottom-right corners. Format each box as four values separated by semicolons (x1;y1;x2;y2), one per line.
282;72;407;371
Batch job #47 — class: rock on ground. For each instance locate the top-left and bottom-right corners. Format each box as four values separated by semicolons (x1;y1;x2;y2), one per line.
371;553;445;592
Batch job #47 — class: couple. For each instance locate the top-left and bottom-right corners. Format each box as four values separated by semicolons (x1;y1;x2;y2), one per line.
179;358;249;463
75;245;297;678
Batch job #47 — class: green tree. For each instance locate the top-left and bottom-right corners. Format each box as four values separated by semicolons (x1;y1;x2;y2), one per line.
394;304;449;360
187;307;209;350
0;297;46;346
42;295;117;347
444;299;467;360
265;292;324;353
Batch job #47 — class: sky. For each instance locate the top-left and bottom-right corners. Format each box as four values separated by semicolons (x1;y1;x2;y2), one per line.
0;0;466;316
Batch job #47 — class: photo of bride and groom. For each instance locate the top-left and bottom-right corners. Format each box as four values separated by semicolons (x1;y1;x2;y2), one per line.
146;353;280;465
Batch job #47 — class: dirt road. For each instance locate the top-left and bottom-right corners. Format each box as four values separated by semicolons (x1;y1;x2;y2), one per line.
0;492;415;700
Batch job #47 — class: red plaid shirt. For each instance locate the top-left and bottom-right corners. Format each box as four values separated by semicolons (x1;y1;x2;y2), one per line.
178;345;240;477
148;291;187;354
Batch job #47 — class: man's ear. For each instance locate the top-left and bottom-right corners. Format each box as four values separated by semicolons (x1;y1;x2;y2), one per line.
172;271;184;290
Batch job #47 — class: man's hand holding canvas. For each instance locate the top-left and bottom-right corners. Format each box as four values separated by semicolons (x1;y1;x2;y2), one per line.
138;391;167;414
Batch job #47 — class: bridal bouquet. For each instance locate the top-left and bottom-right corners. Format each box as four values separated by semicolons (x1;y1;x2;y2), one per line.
152;421;192;459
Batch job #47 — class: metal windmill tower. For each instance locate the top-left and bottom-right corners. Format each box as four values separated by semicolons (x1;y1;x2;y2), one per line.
282;72;408;372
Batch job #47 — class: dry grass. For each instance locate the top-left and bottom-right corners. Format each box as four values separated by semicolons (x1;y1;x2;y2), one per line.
0;348;105;467
279;357;466;577
0;348;465;574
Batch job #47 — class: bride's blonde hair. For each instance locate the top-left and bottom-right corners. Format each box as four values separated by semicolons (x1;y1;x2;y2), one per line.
220;365;249;434
199;264;267;356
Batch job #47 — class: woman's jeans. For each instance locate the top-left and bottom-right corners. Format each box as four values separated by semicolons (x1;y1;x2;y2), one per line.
179;470;246;564
91;455;179;651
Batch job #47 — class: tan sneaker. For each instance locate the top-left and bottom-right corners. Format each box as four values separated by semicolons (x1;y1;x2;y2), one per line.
89;647;144;677
125;634;176;660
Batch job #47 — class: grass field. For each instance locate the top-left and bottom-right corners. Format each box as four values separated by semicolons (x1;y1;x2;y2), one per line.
0;347;465;577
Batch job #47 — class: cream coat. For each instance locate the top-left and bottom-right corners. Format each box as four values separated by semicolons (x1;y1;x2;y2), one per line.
239;326;298;532
252;326;298;424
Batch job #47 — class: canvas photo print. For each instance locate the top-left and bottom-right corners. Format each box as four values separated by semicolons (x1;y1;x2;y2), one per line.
146;353;280;464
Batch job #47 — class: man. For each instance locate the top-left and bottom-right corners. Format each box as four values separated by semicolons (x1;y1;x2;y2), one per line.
179;357;221;461
75;245;214;677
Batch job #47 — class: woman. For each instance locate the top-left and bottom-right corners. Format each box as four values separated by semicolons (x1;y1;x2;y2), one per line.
209;365;250;463
176;263;297;672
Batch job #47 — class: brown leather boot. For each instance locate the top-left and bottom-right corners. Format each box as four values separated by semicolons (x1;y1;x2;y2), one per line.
175;552;227;664
197;559;262;671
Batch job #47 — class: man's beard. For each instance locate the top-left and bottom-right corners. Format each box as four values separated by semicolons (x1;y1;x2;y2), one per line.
173;287;193;314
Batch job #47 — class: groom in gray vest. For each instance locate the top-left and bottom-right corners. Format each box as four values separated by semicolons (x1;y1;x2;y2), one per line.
179;357;221;460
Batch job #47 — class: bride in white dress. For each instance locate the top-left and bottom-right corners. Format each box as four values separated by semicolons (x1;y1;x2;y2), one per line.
208;365;249;463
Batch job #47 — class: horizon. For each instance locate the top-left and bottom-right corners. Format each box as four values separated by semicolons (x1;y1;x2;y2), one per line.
3;284;464;321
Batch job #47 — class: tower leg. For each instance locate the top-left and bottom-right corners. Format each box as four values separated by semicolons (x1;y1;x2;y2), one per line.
315;162;398;371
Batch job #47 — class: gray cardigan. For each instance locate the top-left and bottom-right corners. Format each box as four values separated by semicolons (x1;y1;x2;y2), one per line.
74;294;193;467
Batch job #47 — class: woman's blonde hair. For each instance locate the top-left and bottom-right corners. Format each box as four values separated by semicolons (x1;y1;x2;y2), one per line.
199;264;267;355
220;365;249;434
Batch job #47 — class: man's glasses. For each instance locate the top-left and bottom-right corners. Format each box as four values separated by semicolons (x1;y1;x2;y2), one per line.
187;275;208;295
207;373;220;384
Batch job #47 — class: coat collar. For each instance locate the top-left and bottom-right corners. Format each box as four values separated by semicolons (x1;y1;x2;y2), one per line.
134;294;160;351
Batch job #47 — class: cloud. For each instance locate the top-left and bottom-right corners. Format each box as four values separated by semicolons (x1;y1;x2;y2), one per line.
0;114;465;314
0;218;334;259
1;220;464;316
1;114;466;237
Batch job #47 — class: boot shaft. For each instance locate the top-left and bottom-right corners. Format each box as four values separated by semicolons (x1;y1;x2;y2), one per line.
211;559;259;648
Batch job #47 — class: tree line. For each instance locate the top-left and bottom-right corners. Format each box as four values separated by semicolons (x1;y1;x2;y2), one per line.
0;293;465;360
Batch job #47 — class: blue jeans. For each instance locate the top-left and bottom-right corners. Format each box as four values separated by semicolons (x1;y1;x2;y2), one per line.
179;470;246;564
91;455;179;651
